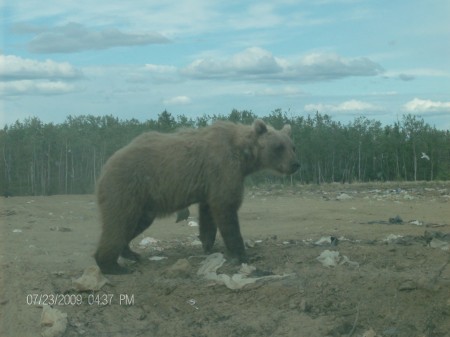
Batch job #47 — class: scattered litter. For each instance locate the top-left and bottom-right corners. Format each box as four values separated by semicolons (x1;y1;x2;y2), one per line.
383;234;403;243
316;250;340;267
72;266;109;291
197;253;291;290
409;220;423;226
316;250;359;268
0;209;16;216
245;239;255;248
336;193;352;200
149;256;167;261
40;304;68;337
429;239;449;251
186;299;199;310
314;236;339;246
424;230;450;250
138;237;159;247
12;229;22;233
340;255;360;267
388;215;403;224
188;221;199;227
362;328;378;337
51;271;65;277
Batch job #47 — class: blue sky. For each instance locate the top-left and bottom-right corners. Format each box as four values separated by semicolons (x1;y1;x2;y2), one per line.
1;0;449;129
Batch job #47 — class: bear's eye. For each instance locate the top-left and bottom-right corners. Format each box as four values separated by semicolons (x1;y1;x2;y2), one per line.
275;143;285;152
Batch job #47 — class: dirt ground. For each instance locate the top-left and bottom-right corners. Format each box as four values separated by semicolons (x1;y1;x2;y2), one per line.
1;181;449;337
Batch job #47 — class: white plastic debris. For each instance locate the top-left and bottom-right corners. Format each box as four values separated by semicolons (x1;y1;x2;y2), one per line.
188;221;199;227
316;250;359;268
12;229;22;233
336;193;352;200
197;253;291;290
430;238;449;251
362;328;378;337
40;305;68;337
421;152;430;160
316;250;340;267
149;256;167;261
383;234;403;243
138;237;159;247
245;239;255;248
340;255;360;268
315;236;332;245
72;266;109;291
409;220;423;226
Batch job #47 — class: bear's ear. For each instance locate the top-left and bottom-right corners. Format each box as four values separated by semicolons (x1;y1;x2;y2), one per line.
253;119;268;135
281;124;291;136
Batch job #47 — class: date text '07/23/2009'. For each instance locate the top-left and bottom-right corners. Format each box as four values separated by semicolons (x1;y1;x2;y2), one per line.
26;293;135;306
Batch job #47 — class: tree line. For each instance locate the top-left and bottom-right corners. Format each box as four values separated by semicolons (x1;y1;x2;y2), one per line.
1;109;449;196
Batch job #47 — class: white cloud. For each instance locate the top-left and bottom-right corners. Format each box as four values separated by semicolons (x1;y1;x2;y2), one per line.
144;64;177;74
384;68;449;80
0;80;76;96
181;47;382;82
404;98;450;113
163;95;191;105
228;47;282;74
7;1;221;39
27;22;169;53
244;86;304;97
227;3;283;30
0;54;81;96
305;100;379;113
0;54;81;80
5;1;319;40
398;73;415;81
292;53;383;81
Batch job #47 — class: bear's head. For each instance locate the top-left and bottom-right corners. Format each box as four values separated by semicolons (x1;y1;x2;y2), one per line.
252;119;300;175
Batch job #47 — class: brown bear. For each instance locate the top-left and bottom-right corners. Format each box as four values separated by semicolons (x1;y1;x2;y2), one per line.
94;119;299;274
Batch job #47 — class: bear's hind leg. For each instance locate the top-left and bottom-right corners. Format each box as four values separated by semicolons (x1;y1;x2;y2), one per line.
199;203;217;254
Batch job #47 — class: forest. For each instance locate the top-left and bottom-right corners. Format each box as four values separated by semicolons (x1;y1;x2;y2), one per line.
1;109;449;196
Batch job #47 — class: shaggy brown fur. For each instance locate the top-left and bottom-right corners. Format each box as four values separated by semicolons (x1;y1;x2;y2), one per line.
94;119;299;274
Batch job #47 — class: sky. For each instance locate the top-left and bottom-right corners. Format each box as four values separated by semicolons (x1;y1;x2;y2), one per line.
1;0;450;129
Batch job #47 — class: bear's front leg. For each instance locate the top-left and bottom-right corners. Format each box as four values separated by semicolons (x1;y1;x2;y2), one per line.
211;206;247;263
199;203;217;253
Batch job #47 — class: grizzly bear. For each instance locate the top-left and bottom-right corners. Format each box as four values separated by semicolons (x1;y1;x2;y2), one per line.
94;119;299;274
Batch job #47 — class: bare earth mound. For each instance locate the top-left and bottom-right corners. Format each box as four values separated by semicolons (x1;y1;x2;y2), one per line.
1;182;449;337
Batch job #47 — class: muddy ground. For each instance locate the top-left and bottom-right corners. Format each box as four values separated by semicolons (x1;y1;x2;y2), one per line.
1;182;449;337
